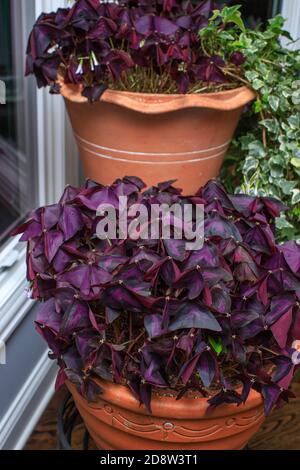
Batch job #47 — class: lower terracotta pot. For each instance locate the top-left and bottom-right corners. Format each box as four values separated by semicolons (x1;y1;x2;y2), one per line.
60;82;255;194
67;380;264;450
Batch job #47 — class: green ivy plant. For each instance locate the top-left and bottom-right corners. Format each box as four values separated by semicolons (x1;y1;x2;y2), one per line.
200;6;300;241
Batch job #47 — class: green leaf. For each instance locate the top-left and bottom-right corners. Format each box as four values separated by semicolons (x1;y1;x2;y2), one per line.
252;79;264;90
248;141;266;158
270;165;284;178
292;189;300;204
219;31;235;41
254;99;263;113
220;6;245;31
210;9;221;22
278;180;297;195
268;95;280;111
292;91;300;105
276;214;294;230
288;115;300;129
243;157;259;175
292;80;300;90
291;158;300;168
261;119;279;134
268;15;285;31
245;71;259;82
208;336;223;356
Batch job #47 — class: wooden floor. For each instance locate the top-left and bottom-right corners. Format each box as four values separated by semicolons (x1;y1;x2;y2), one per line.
25;381;300;451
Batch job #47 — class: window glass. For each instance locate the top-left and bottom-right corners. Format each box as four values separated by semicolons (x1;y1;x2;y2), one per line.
0;0;37;245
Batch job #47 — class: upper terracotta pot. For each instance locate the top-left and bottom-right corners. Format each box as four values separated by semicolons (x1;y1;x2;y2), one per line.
60;80;255;194
67;379;264;451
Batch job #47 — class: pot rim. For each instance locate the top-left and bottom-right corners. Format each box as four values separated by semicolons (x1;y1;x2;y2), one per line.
58;78;256;114
67;379;264;420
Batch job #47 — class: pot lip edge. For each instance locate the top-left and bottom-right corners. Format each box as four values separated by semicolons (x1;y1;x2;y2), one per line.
66;379;264;419
59;78;256;113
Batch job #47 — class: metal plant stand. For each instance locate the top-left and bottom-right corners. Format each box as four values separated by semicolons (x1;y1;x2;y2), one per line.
57;392;91;450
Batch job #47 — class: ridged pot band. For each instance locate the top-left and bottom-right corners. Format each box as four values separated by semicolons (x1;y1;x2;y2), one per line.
67;380;264;451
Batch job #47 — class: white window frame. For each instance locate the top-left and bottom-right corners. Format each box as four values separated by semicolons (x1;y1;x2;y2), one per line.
0;0;76;343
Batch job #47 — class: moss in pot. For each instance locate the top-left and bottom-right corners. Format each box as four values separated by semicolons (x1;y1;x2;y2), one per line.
12;176;300;450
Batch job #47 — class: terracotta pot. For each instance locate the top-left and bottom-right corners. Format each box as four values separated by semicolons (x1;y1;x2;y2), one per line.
67;380;264;450
60;82;255;194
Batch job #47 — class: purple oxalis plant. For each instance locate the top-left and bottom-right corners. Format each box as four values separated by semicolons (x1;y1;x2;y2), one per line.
12;177;300;415
25;0;245;100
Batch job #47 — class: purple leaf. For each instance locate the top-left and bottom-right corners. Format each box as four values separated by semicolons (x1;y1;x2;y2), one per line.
44;230;64;263
174;267;204;300
231;309;259;329
266;294;295;326
55;367;67;391
270;308;293;348
272;356;293;383
75;328;98;361
135;15;179;36
169;302;221;332
60;301;90;336
98;254;129;272
82;84;108;103
179;353;201;384
42;205;61;230
59;205;83;240
36;298;61;332
201;266;233;285
210;286;231;314
13;219;42;241
163;239;186;262
261;384;281;416
58;265;112;297
105;307;121;324
76;187;119;211
197;350;217;388
184;244;219;269
280;241;300;273
230;51;246;66
144;314;168;339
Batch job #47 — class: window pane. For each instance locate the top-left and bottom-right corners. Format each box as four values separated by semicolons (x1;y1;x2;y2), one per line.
0;0;37;245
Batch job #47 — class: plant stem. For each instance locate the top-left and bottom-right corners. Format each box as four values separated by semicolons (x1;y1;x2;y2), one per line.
127;330;146;355
223;68;251;87
260;110;268;147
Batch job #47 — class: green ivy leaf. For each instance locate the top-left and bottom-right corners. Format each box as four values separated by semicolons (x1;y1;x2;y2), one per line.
221;6;245;31
292;91;300;105
245;71;258;82
276;214;294;230
292;80;300;90
291;158;300;168
248;141;266;158
268;95;280;111
288;115;300;129
278;180;297;195
292;189;300;204
261;119;279;134
252;79;264;90
219;31;235;41
243;157;259;175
